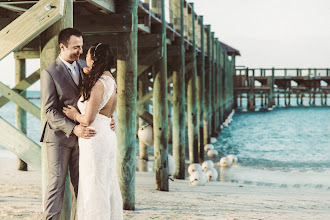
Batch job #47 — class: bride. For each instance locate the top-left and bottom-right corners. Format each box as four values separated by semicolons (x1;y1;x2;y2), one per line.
63;43;123;219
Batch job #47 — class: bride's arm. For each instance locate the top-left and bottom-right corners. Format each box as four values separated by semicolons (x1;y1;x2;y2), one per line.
63;81;104;126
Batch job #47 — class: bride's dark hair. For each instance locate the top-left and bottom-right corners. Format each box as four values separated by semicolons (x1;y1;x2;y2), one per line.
80;43;114;102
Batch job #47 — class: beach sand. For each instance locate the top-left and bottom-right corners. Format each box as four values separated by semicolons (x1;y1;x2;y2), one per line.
1;157;330;220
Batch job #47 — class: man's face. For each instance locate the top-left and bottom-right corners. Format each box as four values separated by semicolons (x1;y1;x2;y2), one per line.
60;35;83;63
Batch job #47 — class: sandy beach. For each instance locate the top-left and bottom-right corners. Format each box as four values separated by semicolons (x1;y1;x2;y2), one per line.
1;157;330;220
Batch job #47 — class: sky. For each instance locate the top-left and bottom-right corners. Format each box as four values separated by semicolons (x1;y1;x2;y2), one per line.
0;0;330;91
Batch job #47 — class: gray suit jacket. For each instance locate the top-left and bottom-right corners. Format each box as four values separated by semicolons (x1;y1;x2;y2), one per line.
40;57;87;145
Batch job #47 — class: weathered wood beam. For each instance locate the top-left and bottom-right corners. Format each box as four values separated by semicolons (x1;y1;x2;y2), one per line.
0;4;27;13
74;13;132;34
0;0;65;61
137;91;153;106
187;3;198;164
204;25;212;142
172;0;186;180
138;74;149;160
138;34;162;47
152;0;169;191
14;50;40;59
0;81;40;119
116;0;138;210
138;47;162;65
0;69;40;108
15;56;28;171
196;16;205;162
0;116;41;170
137;105;153;125
86;0;115;13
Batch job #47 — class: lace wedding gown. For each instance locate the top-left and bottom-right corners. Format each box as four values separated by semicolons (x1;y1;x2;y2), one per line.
76;75;123;219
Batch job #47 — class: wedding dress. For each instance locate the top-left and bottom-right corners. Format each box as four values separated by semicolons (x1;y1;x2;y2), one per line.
76;75;123;219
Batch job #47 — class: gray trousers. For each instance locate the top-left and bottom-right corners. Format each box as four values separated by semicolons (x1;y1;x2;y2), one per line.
43;142;79;220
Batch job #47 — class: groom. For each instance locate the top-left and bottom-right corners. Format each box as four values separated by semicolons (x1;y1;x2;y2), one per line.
40;28;114;220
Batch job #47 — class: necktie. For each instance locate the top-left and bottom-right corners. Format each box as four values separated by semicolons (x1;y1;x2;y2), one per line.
69;64;79;85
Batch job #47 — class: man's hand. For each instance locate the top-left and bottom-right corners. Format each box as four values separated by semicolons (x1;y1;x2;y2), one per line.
110;116;115;131
73;124;96;139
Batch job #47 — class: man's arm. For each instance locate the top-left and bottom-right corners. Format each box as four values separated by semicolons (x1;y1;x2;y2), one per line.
41;69;76;137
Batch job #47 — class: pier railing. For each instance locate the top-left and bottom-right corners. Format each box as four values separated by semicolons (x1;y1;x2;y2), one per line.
234;67;330;110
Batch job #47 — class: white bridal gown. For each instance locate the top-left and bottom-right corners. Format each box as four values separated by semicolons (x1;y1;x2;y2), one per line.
76;75;123;220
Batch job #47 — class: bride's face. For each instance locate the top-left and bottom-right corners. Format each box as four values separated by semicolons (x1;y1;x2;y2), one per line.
86;48;94;68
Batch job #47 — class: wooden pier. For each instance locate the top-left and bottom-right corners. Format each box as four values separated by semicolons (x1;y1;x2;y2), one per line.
0;0;239;216
234;68;330;110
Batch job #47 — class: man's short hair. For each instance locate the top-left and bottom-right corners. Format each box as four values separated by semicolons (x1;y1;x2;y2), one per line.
58;28;82;47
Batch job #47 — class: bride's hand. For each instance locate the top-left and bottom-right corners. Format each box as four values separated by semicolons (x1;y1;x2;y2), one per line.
63;105;79;120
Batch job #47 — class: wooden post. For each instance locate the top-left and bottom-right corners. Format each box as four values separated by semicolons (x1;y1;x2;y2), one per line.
152;0;169;191
231;54;236;114
210;32;216;134
172;0;186;179
187;3;198;163
247;68;254;111
197;16;205;163
308;68;312;105
203;25;211;145
40;0;73;218
138;74;149;161
15;56;28;171
268;67;274;108
222;50;227;117
116;0;138;209
214;39;220;131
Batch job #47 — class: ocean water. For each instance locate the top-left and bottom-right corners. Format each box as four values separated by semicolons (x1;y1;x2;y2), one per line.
214;106;330;190
1;92;329;191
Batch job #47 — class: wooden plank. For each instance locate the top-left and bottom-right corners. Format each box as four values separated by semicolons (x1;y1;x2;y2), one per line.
0;116;41;169
0;4;27;13
138;34;162;47
0;0;65;61
74;13;132;34
86;0;115;13
0;81;40;120
138;47;162;66
14;50;40;59
0;69;40;108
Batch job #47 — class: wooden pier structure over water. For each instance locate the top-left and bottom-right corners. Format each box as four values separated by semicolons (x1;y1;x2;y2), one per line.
234;68;330;110
0;0;239;216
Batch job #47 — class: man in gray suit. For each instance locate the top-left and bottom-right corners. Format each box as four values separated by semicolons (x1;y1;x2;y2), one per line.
40;28;103;220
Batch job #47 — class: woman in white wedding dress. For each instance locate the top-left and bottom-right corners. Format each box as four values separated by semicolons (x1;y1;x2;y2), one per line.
63;43;123;219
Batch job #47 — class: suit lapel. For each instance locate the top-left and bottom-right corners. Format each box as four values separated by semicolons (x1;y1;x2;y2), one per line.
55;57;79;93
